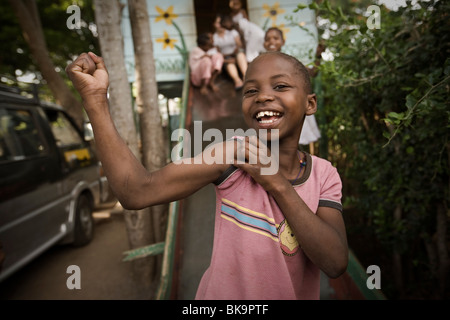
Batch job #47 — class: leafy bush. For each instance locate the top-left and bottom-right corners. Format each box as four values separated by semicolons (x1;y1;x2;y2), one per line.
296;0;449;299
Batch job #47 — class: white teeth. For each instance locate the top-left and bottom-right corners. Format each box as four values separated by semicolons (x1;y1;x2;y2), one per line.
256;111;281;119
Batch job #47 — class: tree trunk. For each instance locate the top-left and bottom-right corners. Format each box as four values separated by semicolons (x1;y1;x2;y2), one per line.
93;0;156;288
127;0;169;277
8;0;85;129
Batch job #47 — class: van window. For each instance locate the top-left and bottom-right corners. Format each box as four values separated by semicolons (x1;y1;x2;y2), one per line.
46;110;83;148
46;110;92;168
0;108;46;162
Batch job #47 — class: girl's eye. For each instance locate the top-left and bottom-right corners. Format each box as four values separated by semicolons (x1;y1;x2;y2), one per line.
244;88;257;95
274;84;289;90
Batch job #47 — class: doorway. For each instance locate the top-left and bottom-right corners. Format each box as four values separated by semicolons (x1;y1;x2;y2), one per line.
193;0;248;34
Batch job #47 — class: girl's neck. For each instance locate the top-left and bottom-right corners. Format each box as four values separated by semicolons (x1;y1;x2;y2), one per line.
267;138;304;178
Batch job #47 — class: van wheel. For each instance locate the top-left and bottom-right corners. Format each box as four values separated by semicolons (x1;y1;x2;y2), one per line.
73;194;94;246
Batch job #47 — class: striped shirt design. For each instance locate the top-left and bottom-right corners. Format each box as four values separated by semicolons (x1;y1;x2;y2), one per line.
220;198;279;242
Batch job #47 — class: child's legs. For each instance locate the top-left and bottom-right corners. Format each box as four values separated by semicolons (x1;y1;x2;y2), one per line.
225;63;243;87
208;69;220;92
191;57;213;87
209;54;223;91
211;53;224;73
236;52;248;76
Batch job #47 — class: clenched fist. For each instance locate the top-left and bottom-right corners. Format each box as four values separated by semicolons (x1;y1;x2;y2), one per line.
66;52;109;104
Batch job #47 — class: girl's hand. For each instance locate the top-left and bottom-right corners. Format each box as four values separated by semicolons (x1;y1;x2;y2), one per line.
66;52;109;104
233;136;285;191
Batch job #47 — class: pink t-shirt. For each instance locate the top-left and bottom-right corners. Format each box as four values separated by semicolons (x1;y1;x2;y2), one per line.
195;152;343;300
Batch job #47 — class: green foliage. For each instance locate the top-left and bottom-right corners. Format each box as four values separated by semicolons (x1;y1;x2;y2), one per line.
0;0;98;84
297;0;449;298
40;0;98;68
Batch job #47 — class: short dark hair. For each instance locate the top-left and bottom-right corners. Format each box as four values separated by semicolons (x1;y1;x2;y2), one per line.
219;14;233;28
250;51;312;94
197;33;211;47
265;27;284;41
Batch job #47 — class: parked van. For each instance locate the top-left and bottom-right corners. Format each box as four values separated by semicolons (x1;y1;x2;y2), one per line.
0;84;114;282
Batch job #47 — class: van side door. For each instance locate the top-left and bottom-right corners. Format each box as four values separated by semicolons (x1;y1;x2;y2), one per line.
0;106;63;279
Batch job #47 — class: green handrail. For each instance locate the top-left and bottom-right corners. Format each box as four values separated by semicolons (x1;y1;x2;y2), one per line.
155;62;190;300
346;249;387;300
122;62;190;300
155;200;180;299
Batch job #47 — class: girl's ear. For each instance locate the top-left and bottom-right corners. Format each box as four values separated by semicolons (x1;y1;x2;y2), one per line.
305;93;317;115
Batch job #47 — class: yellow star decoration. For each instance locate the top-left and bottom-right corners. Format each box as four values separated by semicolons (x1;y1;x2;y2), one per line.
263;2;285;21
155;5;178;25
156;31;177;50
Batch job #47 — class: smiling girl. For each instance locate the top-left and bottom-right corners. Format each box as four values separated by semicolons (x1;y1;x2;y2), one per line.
66;51;348;300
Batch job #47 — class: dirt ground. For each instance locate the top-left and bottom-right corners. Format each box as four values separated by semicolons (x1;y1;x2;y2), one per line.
0;203;156;300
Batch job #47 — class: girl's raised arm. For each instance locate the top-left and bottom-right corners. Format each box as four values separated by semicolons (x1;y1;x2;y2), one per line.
66;52;229;209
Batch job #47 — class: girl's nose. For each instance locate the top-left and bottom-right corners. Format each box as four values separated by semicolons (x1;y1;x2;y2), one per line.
255;91;274;103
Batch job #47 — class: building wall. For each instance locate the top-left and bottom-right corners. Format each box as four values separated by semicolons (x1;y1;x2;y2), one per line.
248;0;318;63
121;0;317;83
121;0;197;82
